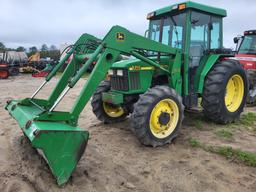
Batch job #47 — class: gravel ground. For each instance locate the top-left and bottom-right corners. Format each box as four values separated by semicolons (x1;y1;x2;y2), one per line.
0;74;255;192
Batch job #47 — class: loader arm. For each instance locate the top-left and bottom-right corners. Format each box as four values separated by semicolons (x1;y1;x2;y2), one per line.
34;25;181;124
46;33;101;105
22;33;101;109
69;25;182;120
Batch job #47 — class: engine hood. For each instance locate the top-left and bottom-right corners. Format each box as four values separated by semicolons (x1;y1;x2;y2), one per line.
111;56;170;70
233;54;256;70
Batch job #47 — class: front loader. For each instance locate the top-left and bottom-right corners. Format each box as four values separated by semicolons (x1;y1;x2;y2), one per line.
6;1;247;185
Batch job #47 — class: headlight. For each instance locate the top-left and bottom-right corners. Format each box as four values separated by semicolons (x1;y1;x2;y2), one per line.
108;69;114;75
117;69;123;76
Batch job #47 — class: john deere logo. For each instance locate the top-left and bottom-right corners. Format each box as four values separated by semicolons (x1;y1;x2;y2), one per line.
116;33;125;41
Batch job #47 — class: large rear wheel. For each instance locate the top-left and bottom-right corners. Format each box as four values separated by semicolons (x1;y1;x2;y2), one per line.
131;86;184;147
91;81;128;123
202;60;248;124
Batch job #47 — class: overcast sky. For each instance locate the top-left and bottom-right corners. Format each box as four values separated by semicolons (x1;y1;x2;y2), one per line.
0;0;255;50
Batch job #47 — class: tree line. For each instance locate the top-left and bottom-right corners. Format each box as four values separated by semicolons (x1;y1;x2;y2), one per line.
0;42;60;61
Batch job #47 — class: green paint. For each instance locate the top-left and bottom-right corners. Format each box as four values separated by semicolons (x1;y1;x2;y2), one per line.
195;54;222;93
6;100;89;186
102;91;124;105
195;54;232;93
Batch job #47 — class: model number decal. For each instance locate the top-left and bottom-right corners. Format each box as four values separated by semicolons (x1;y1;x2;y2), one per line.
129;66;154;71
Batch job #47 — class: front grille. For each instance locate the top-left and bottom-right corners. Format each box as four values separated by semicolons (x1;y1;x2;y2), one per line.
129;72;140;90
110;76;129;91
110;69;129;91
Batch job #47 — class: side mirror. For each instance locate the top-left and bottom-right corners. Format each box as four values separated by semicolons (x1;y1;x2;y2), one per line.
233;37;239;44
233;36;243;44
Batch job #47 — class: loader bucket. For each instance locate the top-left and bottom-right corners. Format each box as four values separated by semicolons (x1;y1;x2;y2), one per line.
5;100;89;185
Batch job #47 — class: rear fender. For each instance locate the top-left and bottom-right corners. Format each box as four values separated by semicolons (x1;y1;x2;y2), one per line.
195;54;232;94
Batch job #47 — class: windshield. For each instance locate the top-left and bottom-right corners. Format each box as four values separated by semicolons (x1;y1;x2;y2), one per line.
148;13;186;50
238;35;256;54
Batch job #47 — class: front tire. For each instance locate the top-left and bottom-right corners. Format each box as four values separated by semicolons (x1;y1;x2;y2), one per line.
91;81;128;123
202;59;248;124
131;86;184;147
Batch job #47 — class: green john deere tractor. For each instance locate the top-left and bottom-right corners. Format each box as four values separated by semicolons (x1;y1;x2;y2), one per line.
6;1;247;186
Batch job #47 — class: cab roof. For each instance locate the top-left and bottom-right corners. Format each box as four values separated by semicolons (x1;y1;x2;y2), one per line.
149;1;226;18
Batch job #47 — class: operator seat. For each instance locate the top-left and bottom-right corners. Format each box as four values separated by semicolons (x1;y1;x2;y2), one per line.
189;44;204;68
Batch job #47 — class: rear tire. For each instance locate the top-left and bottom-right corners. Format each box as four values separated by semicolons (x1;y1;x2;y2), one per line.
91;81;128;123
202;59;248;124
131;86;184;147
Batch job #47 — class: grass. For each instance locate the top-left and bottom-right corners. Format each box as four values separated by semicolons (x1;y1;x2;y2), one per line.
213;112;256;133
186;112;256;135
237;112;256;127
194;119;204;130
186;113;205;130
227;112;256;132
189;138;256;167
209;146;256;167
187;112;256;167
189;138;202;148
215;129;233;139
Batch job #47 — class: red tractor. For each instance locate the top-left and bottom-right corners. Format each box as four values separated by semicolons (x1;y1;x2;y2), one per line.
234;30;256;105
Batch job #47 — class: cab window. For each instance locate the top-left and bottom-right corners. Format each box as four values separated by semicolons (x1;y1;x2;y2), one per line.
148;13;186;50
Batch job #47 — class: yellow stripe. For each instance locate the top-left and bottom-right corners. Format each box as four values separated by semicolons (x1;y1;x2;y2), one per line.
129;66;154;71
141;67;154;70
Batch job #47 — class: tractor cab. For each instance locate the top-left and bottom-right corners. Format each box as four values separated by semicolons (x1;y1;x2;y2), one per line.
147;1;226;107
234;30;256;70
147;1;225;57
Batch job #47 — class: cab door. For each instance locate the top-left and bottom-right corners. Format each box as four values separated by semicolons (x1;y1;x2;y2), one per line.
186;11;222;107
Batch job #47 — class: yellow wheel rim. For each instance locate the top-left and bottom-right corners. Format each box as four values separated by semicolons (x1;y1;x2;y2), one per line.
103;102;124;118
225;74;244;112
149;99;179;139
